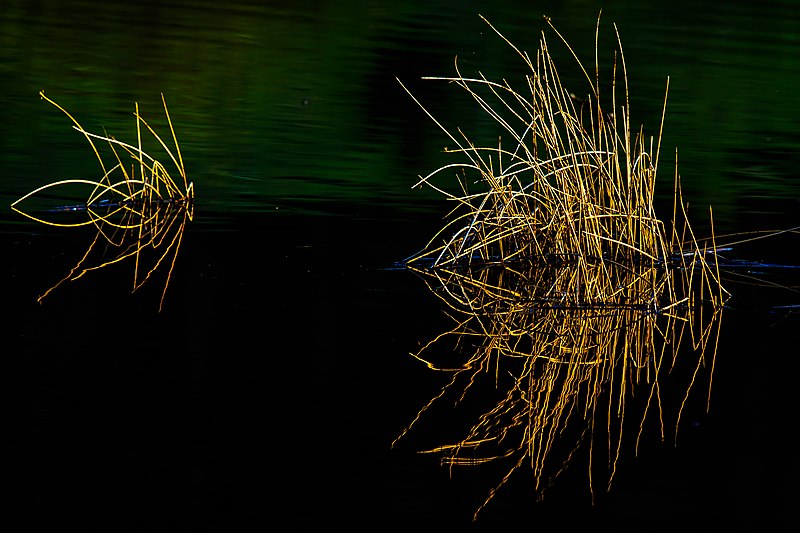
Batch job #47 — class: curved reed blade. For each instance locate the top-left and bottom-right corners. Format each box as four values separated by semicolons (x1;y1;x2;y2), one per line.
12;93;194;311
395;14;728;520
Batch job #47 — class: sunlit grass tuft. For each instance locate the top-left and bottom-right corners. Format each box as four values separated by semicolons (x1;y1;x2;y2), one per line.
394;13;728;520
11;91;194;311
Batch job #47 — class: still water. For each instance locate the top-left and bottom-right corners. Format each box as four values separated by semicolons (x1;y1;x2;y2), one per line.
3;0;799;530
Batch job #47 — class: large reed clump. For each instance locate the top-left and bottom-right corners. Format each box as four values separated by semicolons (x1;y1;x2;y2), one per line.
12;91;194;311
394;15;728;520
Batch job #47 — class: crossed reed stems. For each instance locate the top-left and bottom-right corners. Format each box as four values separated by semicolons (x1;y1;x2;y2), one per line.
12;91;194;311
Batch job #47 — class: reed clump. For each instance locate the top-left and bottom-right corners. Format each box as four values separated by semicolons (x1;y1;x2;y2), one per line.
393;14;728;520
12;91;194;311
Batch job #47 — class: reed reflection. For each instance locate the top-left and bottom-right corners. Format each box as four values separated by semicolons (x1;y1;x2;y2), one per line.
12;92;194;311
394;15;727;520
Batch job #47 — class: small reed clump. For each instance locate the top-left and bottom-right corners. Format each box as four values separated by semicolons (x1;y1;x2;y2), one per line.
12;91;194;311
393;14;728;520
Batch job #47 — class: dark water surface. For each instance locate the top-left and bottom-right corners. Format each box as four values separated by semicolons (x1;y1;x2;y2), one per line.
3;1;799;530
